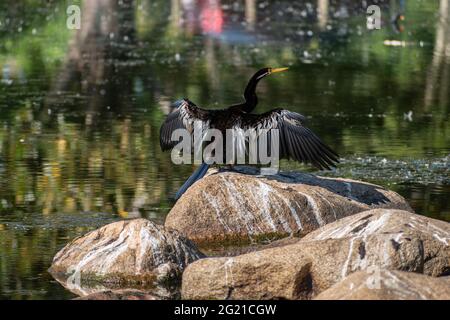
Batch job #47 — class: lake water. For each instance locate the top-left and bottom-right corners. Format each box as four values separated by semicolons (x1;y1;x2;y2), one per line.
0;0;449;299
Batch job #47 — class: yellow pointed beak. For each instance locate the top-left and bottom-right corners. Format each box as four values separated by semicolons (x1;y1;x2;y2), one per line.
270;67;289;74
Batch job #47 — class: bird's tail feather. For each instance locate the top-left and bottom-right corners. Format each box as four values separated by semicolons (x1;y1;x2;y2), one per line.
175;163;210;200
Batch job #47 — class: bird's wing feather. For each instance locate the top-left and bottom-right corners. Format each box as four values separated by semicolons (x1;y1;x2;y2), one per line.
159;99;211;151
240;109;339;170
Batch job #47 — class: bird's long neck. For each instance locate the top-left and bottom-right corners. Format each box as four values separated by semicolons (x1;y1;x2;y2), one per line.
242;74;262;113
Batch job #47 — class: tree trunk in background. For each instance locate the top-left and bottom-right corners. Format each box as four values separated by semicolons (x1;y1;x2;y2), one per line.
317;0;329;30
424;0;449;108
245;0;257;31
46;0;136;121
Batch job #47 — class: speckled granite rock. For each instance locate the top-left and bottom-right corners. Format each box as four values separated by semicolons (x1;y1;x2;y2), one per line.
182;245;313;300
166;167;413;245
182;209;449;299
314;270;450;300
301;209;450;278
49;219;204;287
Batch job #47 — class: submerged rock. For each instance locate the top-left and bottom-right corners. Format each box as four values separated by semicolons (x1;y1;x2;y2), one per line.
74;289;161;300
314;270;450;300
166;168;413;246
182;209;449;299
54;275;177;299
49;219;204;291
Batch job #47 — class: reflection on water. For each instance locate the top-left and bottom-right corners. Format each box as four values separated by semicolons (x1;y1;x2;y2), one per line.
0;0;449;299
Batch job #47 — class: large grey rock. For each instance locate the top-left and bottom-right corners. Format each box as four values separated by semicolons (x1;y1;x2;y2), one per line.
301;209;450;279
314;270;450;300
49;219;204;289
165;168;413;246
182;245;314;300
182;209;449;299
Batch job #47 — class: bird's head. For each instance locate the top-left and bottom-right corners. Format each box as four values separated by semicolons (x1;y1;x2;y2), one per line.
242;67;288;112
253;67;289;80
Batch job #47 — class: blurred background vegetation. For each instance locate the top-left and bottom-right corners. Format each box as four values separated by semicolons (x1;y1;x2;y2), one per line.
0;0;448;299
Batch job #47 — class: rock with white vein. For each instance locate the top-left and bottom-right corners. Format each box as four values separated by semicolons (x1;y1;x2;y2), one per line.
182;209;449;299
165;167;413;245
49;219;204;288
301;209;450;279
314;270;450;300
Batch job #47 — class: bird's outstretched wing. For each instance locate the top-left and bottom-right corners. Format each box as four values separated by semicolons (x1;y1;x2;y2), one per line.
159;99;212;151
239;109;339;170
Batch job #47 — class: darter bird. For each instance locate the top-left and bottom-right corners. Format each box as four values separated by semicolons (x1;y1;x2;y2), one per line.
160;67;339;199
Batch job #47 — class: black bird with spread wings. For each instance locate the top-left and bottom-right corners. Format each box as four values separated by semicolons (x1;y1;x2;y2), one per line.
160;68;339;199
